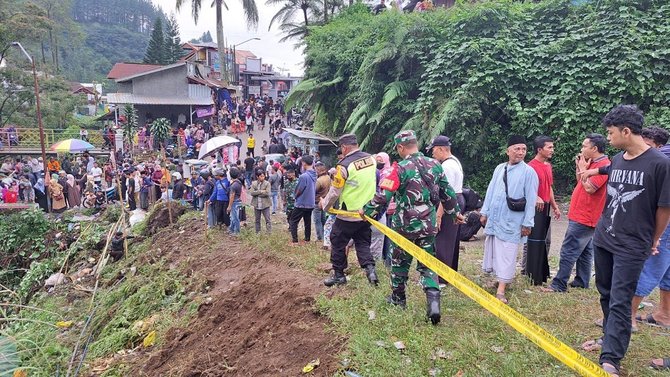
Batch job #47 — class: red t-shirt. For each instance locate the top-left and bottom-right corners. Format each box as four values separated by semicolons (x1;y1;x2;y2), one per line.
568;156;611;227
528;158;553;203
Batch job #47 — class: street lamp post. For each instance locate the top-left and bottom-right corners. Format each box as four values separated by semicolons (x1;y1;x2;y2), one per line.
11;42;48;176
231;37;260;86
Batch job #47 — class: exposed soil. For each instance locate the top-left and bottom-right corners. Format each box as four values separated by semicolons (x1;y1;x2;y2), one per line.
145;202;188;235
129;217;344;376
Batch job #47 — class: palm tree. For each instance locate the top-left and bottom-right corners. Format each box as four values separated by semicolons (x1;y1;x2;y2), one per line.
266;0;321;41
176;0;259;84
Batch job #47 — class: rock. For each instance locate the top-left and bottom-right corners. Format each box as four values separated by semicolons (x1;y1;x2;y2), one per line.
394;341;406;351
130;266;137;275
129;209;147;227
45;273;66;287
367;310;376;320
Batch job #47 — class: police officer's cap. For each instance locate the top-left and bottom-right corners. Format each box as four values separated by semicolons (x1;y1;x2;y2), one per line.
338;134;358;146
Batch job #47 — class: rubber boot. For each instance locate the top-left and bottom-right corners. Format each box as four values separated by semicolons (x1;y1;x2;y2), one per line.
426;288;441;325
386;292;406;309
365;264;379;286
324;270;347;287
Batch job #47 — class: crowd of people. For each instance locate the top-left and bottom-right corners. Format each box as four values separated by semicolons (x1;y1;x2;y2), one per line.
2;102;669;375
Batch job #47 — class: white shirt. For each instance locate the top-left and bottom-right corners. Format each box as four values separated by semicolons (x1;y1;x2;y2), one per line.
91;167;102;181
441;156;463;194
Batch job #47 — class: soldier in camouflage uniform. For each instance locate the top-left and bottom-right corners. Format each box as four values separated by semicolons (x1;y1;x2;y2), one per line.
362;130;464;325
283;168;298;223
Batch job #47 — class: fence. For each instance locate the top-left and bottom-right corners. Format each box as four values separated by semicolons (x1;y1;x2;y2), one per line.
0;128;105;150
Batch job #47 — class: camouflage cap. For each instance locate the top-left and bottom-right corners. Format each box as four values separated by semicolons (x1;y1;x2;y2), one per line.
393;130;417;146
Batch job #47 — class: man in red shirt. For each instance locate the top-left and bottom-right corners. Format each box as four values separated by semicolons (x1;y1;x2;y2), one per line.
543;133;610;292
525;135;561;285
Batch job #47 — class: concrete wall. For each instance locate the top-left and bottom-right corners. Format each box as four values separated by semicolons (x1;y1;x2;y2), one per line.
132;65;188;97
117;82;132;93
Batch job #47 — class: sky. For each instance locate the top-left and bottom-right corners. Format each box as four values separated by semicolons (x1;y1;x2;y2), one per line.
153;0;305;76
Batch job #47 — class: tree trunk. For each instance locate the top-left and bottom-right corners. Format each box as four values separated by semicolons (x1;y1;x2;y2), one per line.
41;41;46;64
303;7;309;28
54;34;60;72
216;0;228;85
323;0;328;22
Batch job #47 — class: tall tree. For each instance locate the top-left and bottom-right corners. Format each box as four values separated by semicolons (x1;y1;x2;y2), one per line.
201;31;213;42
165;13;183;63
176;0;259;85
143;17;166;64
267;0;321;42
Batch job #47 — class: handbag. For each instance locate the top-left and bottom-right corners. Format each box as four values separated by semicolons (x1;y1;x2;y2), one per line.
503;165;527;212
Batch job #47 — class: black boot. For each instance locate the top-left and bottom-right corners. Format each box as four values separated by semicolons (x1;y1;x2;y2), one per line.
365;264;379;286
324;270;347;287
426;288;441;325
386;292;406;309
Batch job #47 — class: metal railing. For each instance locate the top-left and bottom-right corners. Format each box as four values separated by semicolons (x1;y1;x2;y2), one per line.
0;128;105;150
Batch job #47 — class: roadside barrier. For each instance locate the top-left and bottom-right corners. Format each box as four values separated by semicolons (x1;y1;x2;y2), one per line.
329;209;608;377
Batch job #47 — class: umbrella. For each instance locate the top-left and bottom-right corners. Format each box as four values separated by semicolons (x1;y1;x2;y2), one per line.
198;135;239;159
184;159;209;166
50;138;94;153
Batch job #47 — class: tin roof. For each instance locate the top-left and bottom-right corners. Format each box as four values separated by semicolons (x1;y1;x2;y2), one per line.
107;63;162;80
107;93;213;106
284;129;334;142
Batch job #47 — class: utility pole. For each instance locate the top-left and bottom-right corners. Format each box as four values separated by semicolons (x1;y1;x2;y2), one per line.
12;42;48;176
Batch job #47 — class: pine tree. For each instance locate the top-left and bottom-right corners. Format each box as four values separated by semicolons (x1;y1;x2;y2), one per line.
201;31;213;43
164;14;183;64
143;17;166;64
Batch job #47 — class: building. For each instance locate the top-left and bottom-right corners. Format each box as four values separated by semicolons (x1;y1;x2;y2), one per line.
180;42;302;100
106;61;225;127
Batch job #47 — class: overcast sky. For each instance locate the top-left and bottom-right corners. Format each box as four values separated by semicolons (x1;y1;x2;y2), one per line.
153;0;305;76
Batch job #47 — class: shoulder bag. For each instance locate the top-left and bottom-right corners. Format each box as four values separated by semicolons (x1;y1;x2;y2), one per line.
503;165;526;212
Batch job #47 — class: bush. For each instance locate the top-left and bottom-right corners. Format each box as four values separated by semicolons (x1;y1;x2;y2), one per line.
290;0;670;193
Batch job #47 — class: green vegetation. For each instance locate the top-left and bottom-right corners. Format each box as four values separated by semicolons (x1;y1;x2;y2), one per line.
289;0;670;192
241;226;669;377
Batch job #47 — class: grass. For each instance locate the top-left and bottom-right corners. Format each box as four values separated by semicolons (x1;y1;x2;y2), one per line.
241;219;670;377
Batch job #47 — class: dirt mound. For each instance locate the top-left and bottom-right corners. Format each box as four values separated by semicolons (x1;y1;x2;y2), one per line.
132;224;343;376
144;202;187;235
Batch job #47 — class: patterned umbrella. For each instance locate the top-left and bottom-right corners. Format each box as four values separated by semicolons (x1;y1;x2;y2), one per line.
50;138;94;153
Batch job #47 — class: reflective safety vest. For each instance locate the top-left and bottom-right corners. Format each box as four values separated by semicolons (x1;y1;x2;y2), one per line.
337;150;376;211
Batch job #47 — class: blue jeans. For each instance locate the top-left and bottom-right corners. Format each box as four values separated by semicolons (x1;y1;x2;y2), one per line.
207;202;216;228
244;171;253;187
271;191;278;213
549;220;595;292
635;226;670;296
230;201;241;234
313;208;325;241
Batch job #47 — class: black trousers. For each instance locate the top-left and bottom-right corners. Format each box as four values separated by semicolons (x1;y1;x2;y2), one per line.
330;218;374;272
289;207;312;242
594;245;647;369
525;206;551;285
127;193;136;211
214;200;230;226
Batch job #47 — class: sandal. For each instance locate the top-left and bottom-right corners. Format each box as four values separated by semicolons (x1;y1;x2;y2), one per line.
650;357;670;370
581;338;603;352
495;293;508;304
601;362;619;376
638;313;670;329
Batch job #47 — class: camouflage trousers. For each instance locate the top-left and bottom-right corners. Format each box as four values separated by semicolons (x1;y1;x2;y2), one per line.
391;235;440;295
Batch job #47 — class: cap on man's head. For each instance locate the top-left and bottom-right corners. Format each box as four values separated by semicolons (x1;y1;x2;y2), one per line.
427;135;452;150
338;133;358;146
393;130;417;147
507;135;526;147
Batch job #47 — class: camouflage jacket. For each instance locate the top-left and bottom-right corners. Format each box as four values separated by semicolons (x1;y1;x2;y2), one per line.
363;152;460;239
284;178;298;211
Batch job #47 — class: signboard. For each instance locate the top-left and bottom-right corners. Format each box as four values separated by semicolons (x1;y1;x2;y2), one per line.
246;58;261;72
248;86;261;95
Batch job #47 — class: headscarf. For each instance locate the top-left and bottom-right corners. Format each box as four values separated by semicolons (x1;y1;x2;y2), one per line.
35;178;45;194
375;152;391;169
51;173;58;181
67;174;75;188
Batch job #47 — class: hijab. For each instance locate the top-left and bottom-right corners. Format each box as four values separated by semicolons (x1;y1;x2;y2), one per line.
35;178;45;194
67;174;76;188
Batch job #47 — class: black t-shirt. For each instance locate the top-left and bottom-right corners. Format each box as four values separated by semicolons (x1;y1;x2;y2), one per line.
244;157;255;172
230;179;243;201
594;148;670;259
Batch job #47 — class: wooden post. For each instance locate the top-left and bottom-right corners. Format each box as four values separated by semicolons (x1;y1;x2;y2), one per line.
204;200;209;240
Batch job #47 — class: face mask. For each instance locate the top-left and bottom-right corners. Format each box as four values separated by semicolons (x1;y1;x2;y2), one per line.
377;162;385;170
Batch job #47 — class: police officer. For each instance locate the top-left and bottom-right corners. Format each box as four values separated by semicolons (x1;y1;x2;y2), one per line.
361;130;464;325
321;134;379;287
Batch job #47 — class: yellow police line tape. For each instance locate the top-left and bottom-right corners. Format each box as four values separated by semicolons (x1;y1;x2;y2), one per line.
329;209;608;377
